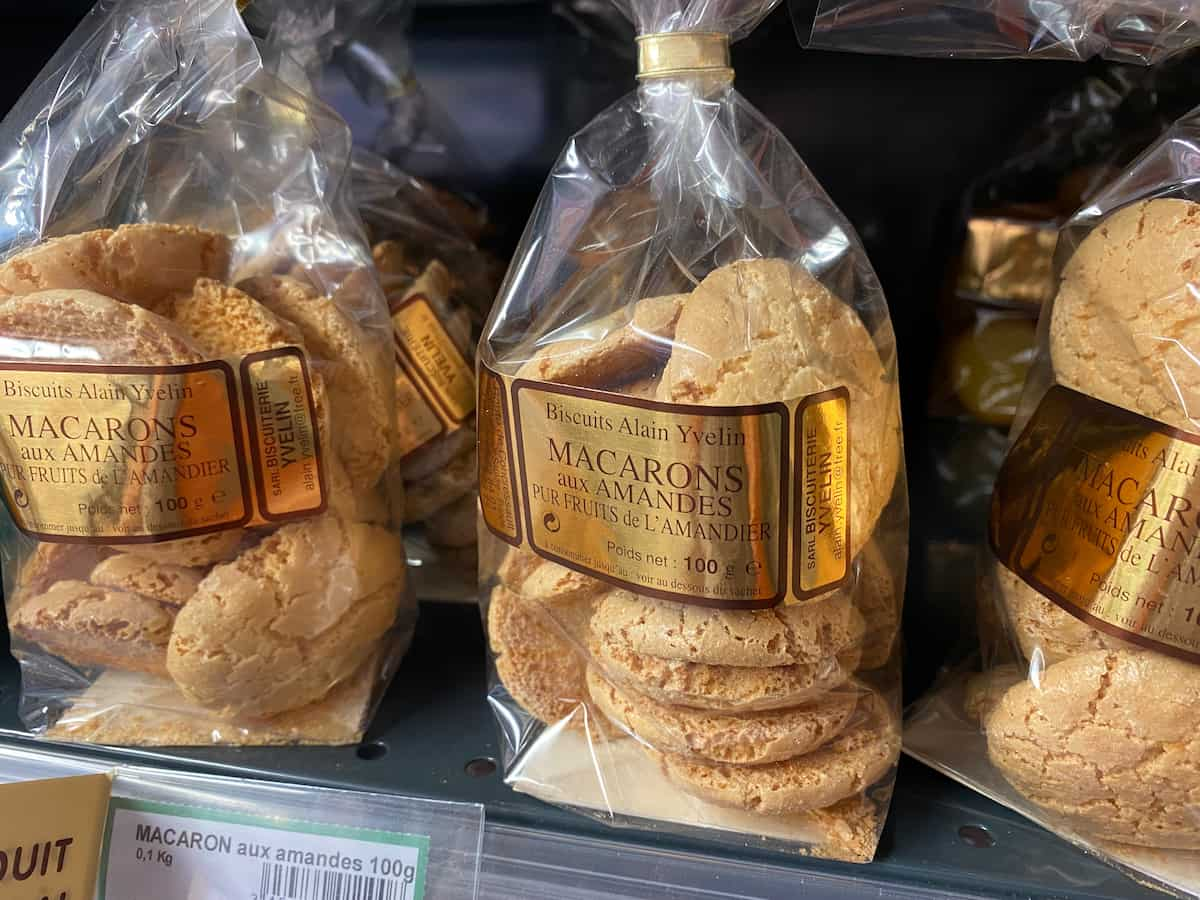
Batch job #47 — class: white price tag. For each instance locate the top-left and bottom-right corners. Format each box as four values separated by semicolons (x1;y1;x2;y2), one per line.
99;798;429;900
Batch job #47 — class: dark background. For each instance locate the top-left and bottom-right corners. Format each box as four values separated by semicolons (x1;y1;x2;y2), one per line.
0;1;1094;697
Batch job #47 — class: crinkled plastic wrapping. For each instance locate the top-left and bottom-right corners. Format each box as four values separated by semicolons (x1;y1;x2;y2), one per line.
907;104;1200;897
249;0;476;182
800;0;1200;63
477;0;907;862
0;0;415;746
354;148;494;574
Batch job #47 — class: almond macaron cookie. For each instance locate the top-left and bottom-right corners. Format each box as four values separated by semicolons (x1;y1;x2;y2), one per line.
587;666;858;765
653;695;899;815
167;514;406;718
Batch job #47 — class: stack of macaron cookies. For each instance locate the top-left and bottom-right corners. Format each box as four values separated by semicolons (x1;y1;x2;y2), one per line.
1;222;410;745
373;246;480;550
487;258;905;832
984;198;1200;848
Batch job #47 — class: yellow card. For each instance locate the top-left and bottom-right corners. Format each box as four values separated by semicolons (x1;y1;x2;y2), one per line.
0;773;111;900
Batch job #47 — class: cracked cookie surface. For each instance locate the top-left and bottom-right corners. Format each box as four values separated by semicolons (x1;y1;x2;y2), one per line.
657;259;899;555
1050;198;1200;432
988;649;1200;848
167;514;405;718
591;586;865;667
588;666;857;764
11;579;175;675
655;695;898;814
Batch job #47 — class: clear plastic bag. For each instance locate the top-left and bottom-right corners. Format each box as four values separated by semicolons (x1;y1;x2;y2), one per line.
907;103;1200;895
0;0;413;746
354;148;491;563
799;0;1200;63
477;0;907;861
249;0;476;182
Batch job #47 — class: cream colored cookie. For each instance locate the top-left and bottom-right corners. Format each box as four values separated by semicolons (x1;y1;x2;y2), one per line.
1050;199;1200;432
119;533;244;569
515;294;686;388
487;585;601;730
89;554;201;609
654;696;899;815
592;587;865;667
403;446;477;522
497;545;542;592
324;454;392;525
0;290;244;567
620;375;661;399
592;635;858;711
10;580;175;675
168;278;304;355
46;655;384;747
988;649;1200;848
0;224;230;311
400;426;476;483
167;515;405;718
963;664;1023;724
0;288;202;364
855;542;900;670
658;259;899;554
994;563;1129;664
518;559;609;606
238;275;391;486
425;493;477;548
587;667;857;764
14;543;110;600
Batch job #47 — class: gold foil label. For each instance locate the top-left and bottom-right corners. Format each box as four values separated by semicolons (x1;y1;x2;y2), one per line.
241;349;325;522
794;389;851;598
957;217;1058;308
394;370;444;458
511;379;788;609
0;773;110;900
0;362;251;541
992;385;1200;661
391;294;474;458
478;365;520;545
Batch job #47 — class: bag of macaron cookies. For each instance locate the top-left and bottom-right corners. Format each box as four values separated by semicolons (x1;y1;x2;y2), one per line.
476;0;908;861
354;149;497;565
0;0;415;746
905;103;1200;895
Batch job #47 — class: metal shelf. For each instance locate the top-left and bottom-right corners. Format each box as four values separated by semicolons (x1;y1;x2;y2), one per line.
0;600;1159;899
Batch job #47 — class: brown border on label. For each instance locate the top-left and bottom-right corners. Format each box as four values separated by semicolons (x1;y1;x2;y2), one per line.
792;386;852;600
0;359;253;544
479;363;522;547
989;384;1200;665
510;377;790;610
390;293;472;429
239;347;328;524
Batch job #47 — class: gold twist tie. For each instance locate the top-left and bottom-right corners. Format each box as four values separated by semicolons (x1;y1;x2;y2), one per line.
636;33;733;81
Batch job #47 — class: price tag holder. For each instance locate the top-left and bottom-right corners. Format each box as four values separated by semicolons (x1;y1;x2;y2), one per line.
0;772;111;900
100;799;429;900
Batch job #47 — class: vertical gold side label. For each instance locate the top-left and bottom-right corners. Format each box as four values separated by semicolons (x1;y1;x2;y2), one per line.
478;365;520;545
391;295;475;458
0;773;110;900
991;385;1200;661
511;379;787;609
241;349;325;522
0;362;251;541
794;389;851;598
393;370;444;458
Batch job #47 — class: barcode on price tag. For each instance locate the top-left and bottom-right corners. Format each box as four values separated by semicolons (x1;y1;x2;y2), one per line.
99;798;429;900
